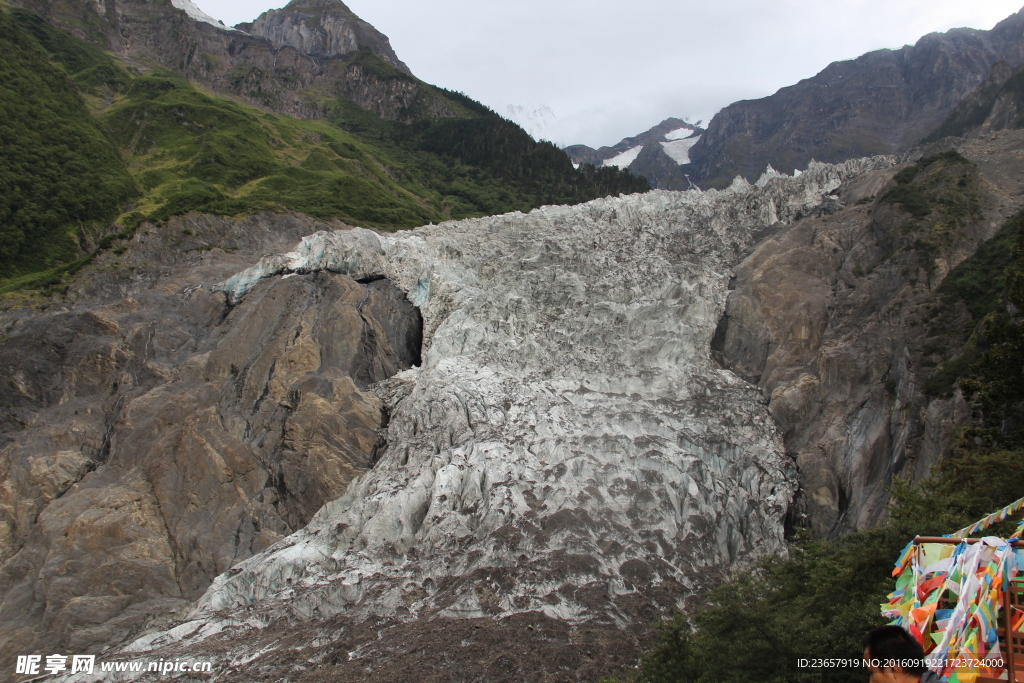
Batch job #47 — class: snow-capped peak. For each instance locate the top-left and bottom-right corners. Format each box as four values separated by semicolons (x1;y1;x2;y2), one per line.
505;104;557;142
170;0;240;32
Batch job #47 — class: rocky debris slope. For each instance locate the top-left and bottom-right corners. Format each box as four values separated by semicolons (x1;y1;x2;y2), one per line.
686;9;1024;189
0;213;422;665
60;157;896;681
713;131;1024;535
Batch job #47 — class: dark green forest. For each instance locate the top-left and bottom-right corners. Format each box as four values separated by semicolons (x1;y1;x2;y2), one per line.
0;6;647;290
0;8;138;280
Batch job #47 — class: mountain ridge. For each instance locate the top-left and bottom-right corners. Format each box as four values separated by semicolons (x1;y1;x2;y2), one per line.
572;8;1024;191
565;117;703;190
687;7;1024;188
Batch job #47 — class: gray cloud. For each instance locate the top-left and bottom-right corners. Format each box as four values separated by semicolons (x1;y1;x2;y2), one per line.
197;0;1022;147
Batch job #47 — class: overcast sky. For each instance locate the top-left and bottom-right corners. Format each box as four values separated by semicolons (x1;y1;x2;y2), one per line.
195;0;1023;148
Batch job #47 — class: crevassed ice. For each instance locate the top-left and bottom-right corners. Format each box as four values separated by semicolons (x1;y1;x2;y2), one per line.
123;155;897;659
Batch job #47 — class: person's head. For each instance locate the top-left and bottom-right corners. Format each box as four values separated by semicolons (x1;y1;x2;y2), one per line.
862;626;927;683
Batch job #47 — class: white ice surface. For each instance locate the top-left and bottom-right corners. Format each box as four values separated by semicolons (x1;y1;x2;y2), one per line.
601;145;643;169
661;136;701;165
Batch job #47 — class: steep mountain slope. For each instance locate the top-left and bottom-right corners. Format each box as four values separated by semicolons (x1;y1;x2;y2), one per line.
714;146;1021;535
565;117;703;190
7;3;1024;679
0;8;138;280
925;59;1024;140
687;8;1024;189
8;0;429;120
0;2;646;291
0;212;425;664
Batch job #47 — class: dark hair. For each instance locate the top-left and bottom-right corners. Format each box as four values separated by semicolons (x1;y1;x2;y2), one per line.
862;625;927;675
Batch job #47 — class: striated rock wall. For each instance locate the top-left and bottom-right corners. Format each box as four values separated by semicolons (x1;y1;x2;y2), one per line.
0;213;422;665
85;158;897;678
712;132;1024;536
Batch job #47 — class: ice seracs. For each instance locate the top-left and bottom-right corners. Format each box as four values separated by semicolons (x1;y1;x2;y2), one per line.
120;155;896;664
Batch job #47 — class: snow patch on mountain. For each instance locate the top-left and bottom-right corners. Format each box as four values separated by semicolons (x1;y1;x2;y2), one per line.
665;127;698;141
170;0;238;31
602;145;643;169
661;136;701;165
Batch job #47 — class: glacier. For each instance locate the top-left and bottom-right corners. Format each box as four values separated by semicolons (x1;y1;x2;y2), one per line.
99;157;896;666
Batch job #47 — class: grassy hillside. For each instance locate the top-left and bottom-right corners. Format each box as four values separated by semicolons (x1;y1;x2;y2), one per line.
0;7;647;291
0;7;138;280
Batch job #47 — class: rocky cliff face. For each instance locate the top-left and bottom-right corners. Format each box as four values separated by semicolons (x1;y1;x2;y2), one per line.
12;157;894;682
926;60;1024;140
712;131;1024;535
9;0;456;121
687;9;1024;189
0;213;422;665
241;0;410;75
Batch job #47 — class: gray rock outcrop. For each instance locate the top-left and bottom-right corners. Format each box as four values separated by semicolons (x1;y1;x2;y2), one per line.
242;0;411;75
0;213;422;664
712;132;1024;535
9;0;447;121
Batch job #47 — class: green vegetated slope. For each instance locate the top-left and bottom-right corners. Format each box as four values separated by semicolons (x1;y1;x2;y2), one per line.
880;150;983;279
921;211;1020;398
0;7;138;281
862;149;996;399
0;6;647;291
616;451;1024;683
